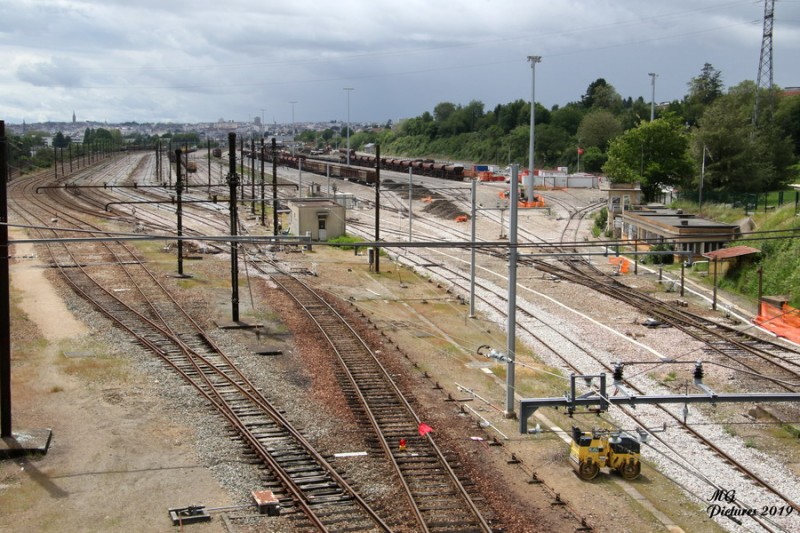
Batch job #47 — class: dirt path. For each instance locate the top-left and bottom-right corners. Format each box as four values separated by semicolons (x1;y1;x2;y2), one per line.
1;234;231;533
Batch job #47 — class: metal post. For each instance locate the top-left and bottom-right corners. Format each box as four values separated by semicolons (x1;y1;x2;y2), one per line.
526;55;541;205
1;121;12;437
758;266;763;304
505;164;519;418
700;144;706;210
175;149;184;276
649;72;657;121
469;179;477;318
239;137;245;202
344;87;354;166
680;259;685;297
289;101;297;155
207;139;211;194
250;138;256;215
408;167;413;243
712;256;718;311
260;138;265;226
374;144;380;274
227;133;240;322
272;138;278;236
167;141;172;187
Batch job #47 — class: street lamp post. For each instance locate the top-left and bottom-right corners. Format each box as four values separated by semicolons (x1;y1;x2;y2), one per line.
649;72;657;121
344;88;354;166
289;101;297;154
527;55;541;204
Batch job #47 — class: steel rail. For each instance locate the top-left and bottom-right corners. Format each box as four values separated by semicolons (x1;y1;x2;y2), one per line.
10;174;394;532
265;268;495;533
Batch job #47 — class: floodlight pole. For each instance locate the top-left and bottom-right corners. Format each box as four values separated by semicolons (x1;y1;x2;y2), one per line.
649;72;657;121
527;55;541;205
344;88;354;165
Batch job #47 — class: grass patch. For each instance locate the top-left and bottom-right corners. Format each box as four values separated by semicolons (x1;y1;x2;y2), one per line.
327;234;364;250
62;355;128;385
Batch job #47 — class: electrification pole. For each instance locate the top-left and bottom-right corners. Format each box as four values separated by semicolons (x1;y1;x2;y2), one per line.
227;133;239;322
175;149;185;277
374;144;380;273
272;138;279;236
1;121;11;437
505;164;519;418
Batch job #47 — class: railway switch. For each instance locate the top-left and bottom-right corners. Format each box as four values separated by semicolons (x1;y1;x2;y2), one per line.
168;505;210;525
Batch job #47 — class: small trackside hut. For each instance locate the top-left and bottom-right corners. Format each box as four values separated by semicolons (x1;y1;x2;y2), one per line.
287;198;345;241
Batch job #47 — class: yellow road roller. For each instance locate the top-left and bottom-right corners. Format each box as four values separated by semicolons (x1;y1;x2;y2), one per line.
569;427;641;480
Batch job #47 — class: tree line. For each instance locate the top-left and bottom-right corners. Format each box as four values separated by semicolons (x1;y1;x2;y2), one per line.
331;63;799;203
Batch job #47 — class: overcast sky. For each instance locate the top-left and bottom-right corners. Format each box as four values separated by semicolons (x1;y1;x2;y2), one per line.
2;0;799;126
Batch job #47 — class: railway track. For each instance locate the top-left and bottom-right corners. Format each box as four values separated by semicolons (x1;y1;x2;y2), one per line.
11;179;397;532
11;166;505;531
388;245;800;528
529;259;800;389
340;189;799;530
262;269;496;533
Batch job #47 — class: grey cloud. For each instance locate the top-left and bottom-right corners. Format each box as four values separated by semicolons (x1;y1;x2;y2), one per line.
17;58;85;87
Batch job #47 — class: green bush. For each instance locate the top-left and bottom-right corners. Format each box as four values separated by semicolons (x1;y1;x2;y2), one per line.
326;234;362;250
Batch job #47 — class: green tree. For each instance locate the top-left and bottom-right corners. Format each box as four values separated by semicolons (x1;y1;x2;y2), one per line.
603;115;694;201
535;123;571;168
53;131;70;148
495;100;528;133
550;104;585;136
775;93;800;155
695;81;795;193
580;146;607;173
619;97;651;130
684;63;724;126
433;102;457;124
577;109;622;151
582;79;622;112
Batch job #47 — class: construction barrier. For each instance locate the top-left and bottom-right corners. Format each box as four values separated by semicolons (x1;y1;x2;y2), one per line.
754;300;800;344
609;256;631;274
